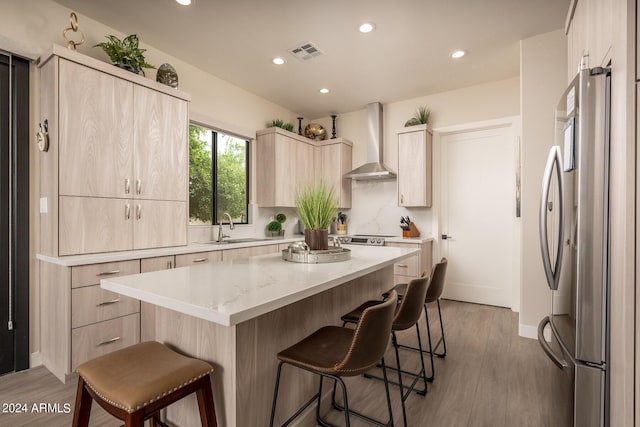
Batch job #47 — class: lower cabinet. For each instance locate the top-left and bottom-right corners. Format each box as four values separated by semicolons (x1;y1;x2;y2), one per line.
71;314;140;371
385;240;433;285
40;259;142;383
175;251;222;267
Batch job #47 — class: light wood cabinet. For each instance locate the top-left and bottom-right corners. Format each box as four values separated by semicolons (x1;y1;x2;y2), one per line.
315;139;352;209
133;200;187;250
397;125;432;207
133;85;188;202
58;59;134;199
39;46;190;256
386;240;432;285
59;196;133;255
255;127;353;207
40;258;141;383
175;251;223;267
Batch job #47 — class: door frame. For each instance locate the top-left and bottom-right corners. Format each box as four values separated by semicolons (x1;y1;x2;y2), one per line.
432;116;521;311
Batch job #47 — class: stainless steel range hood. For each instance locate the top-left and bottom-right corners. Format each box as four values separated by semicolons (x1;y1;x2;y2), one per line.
344;102;397;180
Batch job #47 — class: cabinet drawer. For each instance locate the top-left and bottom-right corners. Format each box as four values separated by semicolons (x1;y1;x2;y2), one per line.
71;313;140;371
71;260;140;288
71;285;140;328
175;251;222;267
393;255;420;277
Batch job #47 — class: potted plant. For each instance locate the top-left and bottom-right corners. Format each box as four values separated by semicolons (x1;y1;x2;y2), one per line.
95;34;155;76
267;213;287;237
404;105;431;127
267;119;295;132
267;220;282;237
295;182;337;250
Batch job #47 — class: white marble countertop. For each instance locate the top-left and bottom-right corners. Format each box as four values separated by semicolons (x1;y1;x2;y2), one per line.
384;236;434;244
101;245;418;327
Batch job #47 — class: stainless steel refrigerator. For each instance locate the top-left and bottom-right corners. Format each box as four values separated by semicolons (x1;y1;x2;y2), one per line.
537;66;610;427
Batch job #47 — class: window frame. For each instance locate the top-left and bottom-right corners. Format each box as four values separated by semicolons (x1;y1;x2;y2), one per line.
189;123;251;226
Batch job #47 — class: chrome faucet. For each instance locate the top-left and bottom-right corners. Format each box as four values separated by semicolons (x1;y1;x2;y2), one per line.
217;213;235;242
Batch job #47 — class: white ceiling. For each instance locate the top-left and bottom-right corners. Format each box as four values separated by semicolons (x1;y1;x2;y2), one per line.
54;0;569;118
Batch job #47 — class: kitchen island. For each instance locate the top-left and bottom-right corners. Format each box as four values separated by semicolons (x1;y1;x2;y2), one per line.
101;244;419;427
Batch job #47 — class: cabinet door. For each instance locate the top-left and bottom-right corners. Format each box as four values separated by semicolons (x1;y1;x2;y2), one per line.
275;136;298;206
59;196;133;255
175;251;222;267
398;129;431;207
133;200;187;250
295;141;315;195
58;59;134;198
134;86;188;201
317;143;352;208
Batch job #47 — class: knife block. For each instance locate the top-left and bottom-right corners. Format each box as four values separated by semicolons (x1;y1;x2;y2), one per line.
402;222;420;238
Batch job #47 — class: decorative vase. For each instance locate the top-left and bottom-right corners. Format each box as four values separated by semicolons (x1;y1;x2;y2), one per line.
305;229;328;250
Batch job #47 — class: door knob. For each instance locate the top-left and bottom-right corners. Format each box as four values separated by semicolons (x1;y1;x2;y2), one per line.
442;234;454;240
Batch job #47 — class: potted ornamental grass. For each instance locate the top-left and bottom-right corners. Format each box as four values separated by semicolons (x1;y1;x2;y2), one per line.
295;181;337;250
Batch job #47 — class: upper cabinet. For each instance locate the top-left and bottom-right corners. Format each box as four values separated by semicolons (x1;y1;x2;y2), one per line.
39;46;190;256
255;127;352;208
397;125;432;207
315;140;352;209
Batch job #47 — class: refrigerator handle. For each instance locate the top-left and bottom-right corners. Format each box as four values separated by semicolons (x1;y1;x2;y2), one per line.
538;316;568;370
539;146;565;290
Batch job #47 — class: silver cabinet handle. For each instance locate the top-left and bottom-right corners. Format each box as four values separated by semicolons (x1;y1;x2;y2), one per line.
167;261;173;269
400;194;404;204
193;258;208;263
125;203;131;220
96;299;120;307
136;179;141;195
124;178;131;194
539;146;564;291
97;270;121;276
96;336;121;347
396;264;408;268
136;204;141;220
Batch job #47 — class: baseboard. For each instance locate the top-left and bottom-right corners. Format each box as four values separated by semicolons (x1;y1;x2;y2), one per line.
519;323;551;341
30;351;42;368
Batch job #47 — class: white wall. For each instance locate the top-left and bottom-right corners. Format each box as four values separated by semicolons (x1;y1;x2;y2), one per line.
0;0;300;357
312;78;520;238
518;30;567;337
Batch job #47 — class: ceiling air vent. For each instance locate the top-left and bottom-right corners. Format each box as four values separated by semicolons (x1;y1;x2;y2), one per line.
289;41;324;61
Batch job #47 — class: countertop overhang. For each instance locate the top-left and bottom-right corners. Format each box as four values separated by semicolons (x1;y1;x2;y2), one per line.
100;245;418;327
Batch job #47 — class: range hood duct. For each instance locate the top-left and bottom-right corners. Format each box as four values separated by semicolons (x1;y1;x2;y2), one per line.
344;102;397;180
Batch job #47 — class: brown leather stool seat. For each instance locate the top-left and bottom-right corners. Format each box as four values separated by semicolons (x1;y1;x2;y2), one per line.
269;291;398;427
72;341;217;427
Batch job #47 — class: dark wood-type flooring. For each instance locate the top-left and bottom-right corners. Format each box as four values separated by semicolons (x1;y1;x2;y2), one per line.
0;300;566;426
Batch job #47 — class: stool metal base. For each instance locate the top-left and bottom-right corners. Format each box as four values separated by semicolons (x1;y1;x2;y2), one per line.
270;360;394;427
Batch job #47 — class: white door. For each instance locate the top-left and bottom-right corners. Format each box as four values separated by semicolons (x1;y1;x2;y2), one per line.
440;123;517;308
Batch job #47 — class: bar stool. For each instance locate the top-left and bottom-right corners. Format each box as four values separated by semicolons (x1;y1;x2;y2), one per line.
340;276;430;427
384;258;449;382
72;341;217;427
269;291;398;427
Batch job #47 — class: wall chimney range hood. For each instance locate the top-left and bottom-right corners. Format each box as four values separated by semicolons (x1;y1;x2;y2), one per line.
344;102;397;180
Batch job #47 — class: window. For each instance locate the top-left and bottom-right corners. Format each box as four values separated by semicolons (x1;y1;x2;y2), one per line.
189;124;249;225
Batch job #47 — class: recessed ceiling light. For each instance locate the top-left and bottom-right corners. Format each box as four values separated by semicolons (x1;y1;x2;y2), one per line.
176;0;191;5
451;50;466;59
359;23;375;33
319;88;330;94
272;57;285;65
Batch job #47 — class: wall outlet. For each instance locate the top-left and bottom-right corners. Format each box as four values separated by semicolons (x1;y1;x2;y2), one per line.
39;197;48;213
